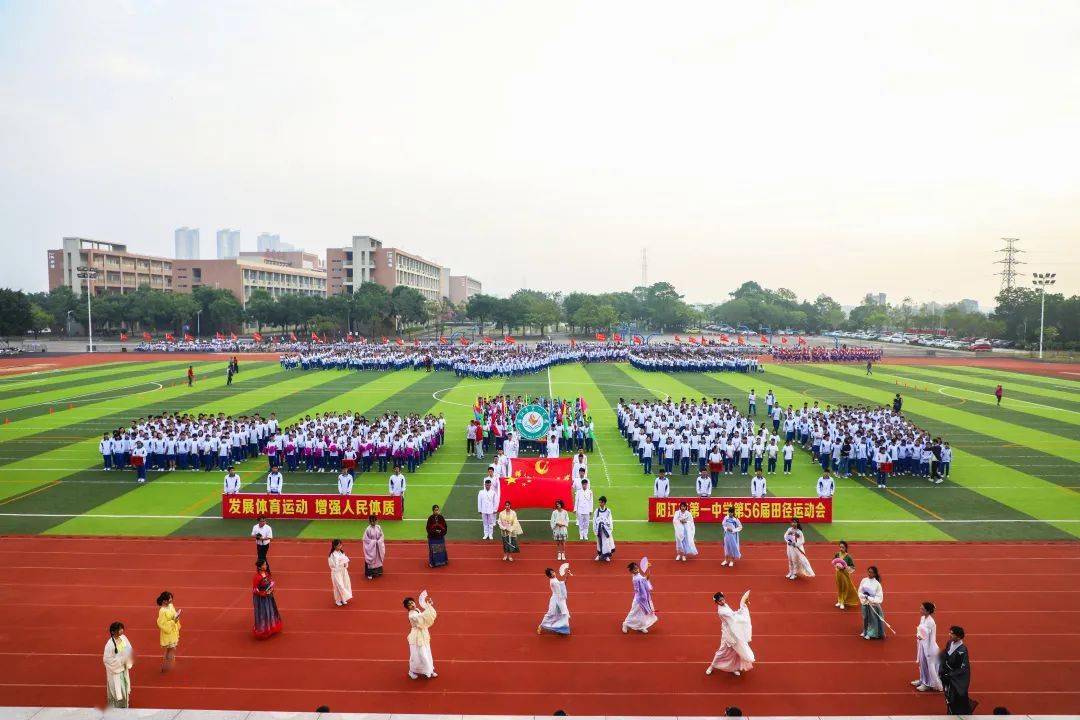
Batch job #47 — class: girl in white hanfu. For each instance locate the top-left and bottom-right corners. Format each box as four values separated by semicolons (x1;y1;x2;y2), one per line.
706;590;755;677
404;593;438;680
103;621;134;708
593;496;615;562
622;560;658;634
328;539;353;606
673;501;698;562
538;566;572;635
783;519;815;580
913;601;943;691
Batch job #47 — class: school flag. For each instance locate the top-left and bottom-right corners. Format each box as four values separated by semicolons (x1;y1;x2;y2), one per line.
503;457;575;511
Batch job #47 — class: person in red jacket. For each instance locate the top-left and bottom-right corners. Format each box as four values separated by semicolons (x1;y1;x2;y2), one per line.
994;384;1003;406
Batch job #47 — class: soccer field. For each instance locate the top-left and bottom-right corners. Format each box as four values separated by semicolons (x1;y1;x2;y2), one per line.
0;358;1077;543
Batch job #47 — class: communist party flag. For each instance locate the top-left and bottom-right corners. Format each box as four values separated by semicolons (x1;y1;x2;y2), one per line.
503;457;575;511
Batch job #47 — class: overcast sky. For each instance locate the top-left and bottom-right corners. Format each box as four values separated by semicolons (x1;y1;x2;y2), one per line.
1;0;1078;308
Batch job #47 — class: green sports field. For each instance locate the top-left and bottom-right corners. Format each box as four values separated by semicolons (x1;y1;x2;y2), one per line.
0;359;1077;543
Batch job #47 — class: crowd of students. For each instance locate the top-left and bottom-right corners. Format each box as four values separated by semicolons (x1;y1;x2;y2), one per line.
615;388;952;492
465;394;595;458
771;346;883;363
628;346;764;372
99;411;446;481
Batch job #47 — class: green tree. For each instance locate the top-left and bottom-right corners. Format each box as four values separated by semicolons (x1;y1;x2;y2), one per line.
390;286;430;331
246;290;277;331
0;289;33;336
352;282;392;335
29;303;52;337
465;293;501;334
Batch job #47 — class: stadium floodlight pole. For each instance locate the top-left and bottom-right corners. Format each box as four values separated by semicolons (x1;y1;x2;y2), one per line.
1032;272;1056;359
76;266;98;353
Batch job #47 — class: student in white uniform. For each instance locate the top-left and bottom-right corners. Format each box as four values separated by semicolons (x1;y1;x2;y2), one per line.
574;479;594;541
477;478;499;540
695;468;712;497
223;466;242;494
816;470;835;498
750;470;767;498
593;496;615;561
266;466;284;494
338;471;354;495
389;465;407;511
653;470;671;498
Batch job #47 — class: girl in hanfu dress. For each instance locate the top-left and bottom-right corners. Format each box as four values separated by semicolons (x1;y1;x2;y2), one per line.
858;565;886;640
673;501;698;562
103;621;134;708
404;595;438;679
252;561;283;639
593;496;615;562
328;539;353;605
155;591;181;672
706;590;754;676
913;601;943;691
783;519;815;580
426;505;449;568
721;507;742;568
538;567;572;635
498;501;523;562
832;540;860;610
363;515;386;579
622;561;658;634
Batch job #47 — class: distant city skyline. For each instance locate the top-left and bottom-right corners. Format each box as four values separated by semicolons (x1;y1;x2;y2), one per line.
2;1;1077;308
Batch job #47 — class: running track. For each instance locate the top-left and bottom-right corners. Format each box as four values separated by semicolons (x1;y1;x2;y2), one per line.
0;537;1077;716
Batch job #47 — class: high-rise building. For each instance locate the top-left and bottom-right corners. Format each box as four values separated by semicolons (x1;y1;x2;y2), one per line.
256;233;280;252
958;298;980;313
449;275;482;305
174;227;200;259
48;237;173;297
216;229;240;259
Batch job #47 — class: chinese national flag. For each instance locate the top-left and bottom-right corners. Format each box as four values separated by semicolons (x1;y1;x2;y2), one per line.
720;333;729;343
289;332;298;342
797;336;807;345
165;333;175;342
503;457;575;511
253;332;263;342
781;336;789;344
595;333;606;341
504;336;515;344
119;332;128;342
759;334;769;344
632;335;643;345
215;331;224;340
311;332;320;342
483;336;493;344
142;332;152;342
674;335;682;343
439;336;448;345
183;333;194;342
613;333;623;343
396;337;405;346
346;333;354;342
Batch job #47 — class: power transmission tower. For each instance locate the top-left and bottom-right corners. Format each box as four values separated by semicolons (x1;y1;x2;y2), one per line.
995;237;1024;290
641;248;648;286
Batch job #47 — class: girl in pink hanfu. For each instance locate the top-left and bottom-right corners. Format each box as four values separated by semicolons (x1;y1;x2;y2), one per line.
363;515;386;579
706;590;754;676
621;561;658;634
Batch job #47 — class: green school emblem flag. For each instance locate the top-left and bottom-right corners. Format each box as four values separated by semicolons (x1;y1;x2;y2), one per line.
515;403;551;441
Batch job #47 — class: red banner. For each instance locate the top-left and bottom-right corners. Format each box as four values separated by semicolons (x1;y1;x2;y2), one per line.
648;497;832;523
221;493;403;520
503;457;575;510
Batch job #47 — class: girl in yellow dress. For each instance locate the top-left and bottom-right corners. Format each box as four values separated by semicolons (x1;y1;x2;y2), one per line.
155;591;181;672
832;541;860;610
498;501;523;562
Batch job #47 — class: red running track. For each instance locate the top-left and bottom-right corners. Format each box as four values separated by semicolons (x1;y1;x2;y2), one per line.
0;536;1077;716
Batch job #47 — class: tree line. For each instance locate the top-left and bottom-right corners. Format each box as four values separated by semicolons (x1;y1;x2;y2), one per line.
0;280;1076;350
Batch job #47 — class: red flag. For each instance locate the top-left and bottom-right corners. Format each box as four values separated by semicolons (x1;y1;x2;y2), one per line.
142;332;152;342
720;333;729;343
781;336;789;344
183;333;194;342
396;337;405;346
503;458;575;511
346;333;354;342
483;336;493;344
215;331;224;341
504;336;515;344
230;332;238;341
737;335;746;345
701;336;709;345
674;335;682;343
460;336;469;346
165;333;175;342
439;336;448;345
759;334;769;344
688;336;699;344
797;336;807;346
595;332;606;341
569;338;576;347
311;332;320;342
253;332;263;342
119;332;128;342
632;335;643;345
613;333;623;343
289;332;298;342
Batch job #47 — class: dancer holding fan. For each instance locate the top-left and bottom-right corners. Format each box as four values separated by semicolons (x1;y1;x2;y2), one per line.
538;564;572;635
404;591;438;679
622;558;658;634
783;519;815;580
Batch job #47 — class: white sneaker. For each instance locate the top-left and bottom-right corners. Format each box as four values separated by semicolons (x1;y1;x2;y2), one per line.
676;555;681;561
733;670;741;676
835;602;842;608
595;554;601;561
641;628;648;634
408;672;418;679
604;557;611;562
911;680;922;686
705;667;713;676
721;560;728;567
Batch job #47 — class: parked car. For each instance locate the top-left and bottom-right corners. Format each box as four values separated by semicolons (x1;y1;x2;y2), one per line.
969;341;993;351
